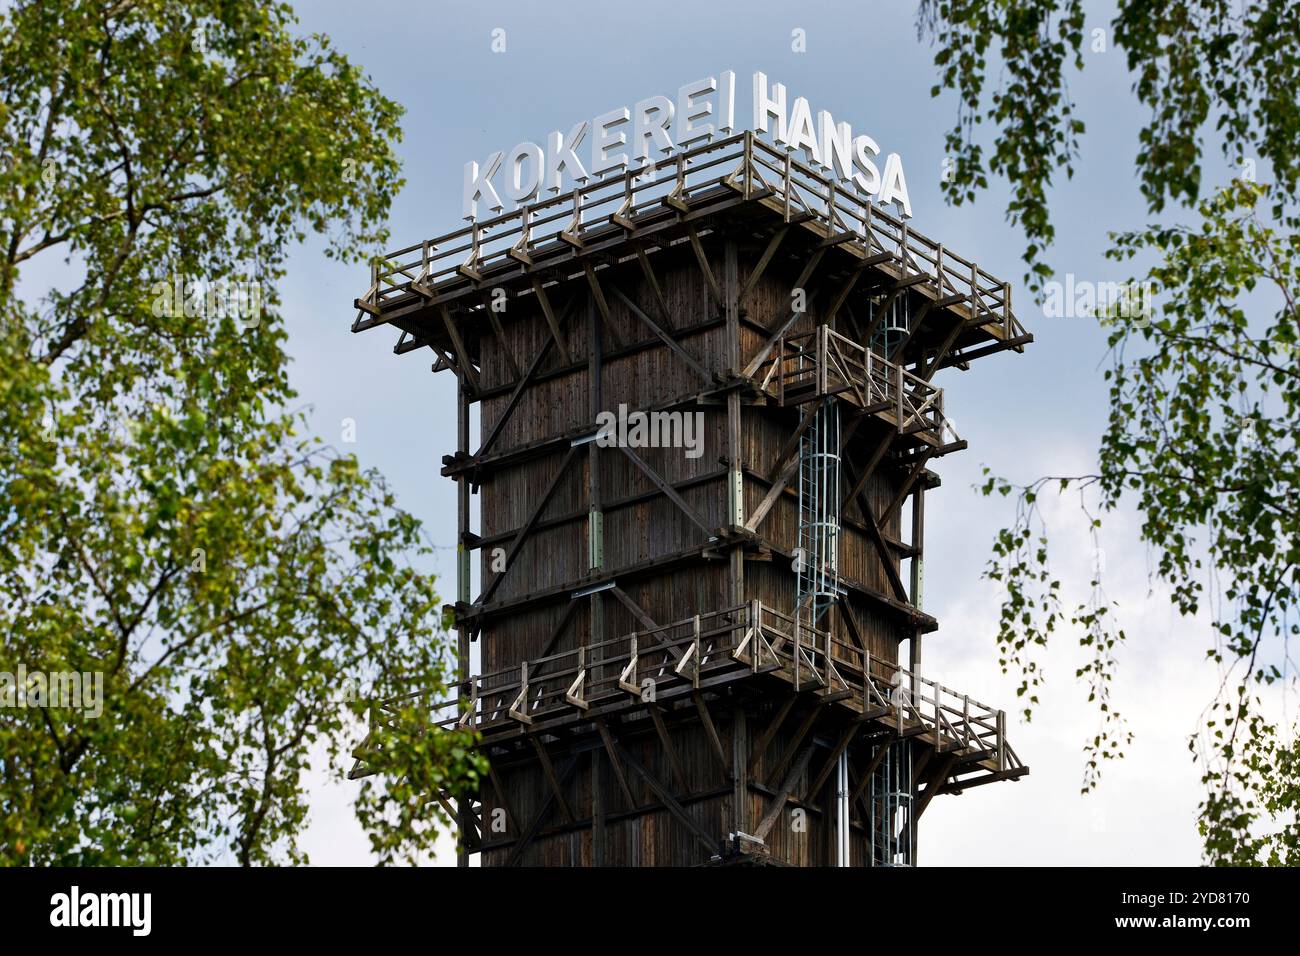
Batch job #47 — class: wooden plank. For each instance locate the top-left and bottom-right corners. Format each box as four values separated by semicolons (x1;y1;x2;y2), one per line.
584;261;625;351
648;703;688;792
749;695;796;774
477;446;579;606
688;227;723;308
736;227;788;306
531;736;575;824
921;316;966;381
474;333;555;460
531;279;572;365
617;742;719;858
438;304;480;393
839;432;893;519
619;445;715;539
806;722;859;799
694;692;729;773
537;599;581;661
861;499;910;603
739;288;821;379
609;283;713;383
913;753;959;821
636;246;675;332
486;763;517;835
485;305;520;380
506;755;579;866
767;705;820;786
594;717;637;809
754;741;817;841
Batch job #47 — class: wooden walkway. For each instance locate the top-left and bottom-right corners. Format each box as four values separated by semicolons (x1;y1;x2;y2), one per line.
350;600;1027;795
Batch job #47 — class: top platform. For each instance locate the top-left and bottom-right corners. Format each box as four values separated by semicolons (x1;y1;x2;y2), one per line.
353;131;1031;369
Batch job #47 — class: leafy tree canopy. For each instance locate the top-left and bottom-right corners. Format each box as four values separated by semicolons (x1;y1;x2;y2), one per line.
0;0;480;866
920;0;1300;863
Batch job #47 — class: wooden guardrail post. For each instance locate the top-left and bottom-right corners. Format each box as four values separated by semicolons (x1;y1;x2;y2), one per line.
793;612;801;691
692;614;701;689
997;709;1006;771
743;130;753;200
778;336;785;405
818;324;828;396
783;152;792;222
934;682;942;747
858;648;867;713
896;361;904;429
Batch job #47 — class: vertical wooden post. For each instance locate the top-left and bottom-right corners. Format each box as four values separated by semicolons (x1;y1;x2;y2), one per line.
587;296;605;729
933;681;942;745
818;324;828;396
592;748;606;866
692;615;701;689
895;362;904;427
455;370;471;868
794;610;801;691
997;710;1007;772
732;707;747;839
743;130;753;200
863;648;871;713
725;240;745;611
783;152;792;222
909;485;925;682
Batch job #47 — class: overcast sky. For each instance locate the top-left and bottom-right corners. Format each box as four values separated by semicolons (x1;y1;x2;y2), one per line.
277;0;1275;866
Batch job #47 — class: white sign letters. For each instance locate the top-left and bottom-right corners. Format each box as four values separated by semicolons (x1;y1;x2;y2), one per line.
463;70;912;221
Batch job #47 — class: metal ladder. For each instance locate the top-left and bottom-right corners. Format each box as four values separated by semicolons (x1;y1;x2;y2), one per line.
795;397;840;633
870;294;910;360
868;740;915;867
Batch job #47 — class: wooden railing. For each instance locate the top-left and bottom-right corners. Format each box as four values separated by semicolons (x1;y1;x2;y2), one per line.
756;325;959;442
353;132;1023;346
352;600;1021;780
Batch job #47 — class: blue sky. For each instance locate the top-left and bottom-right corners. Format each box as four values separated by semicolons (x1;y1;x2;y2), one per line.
280;0;1262;865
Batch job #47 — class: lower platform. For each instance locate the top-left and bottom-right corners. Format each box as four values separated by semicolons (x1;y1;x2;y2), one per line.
349;601;1027;866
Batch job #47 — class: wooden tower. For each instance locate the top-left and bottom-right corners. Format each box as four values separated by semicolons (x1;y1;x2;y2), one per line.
350;132;1031;866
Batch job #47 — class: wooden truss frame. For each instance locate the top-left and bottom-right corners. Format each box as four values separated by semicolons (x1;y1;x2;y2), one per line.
350;133;1034;866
